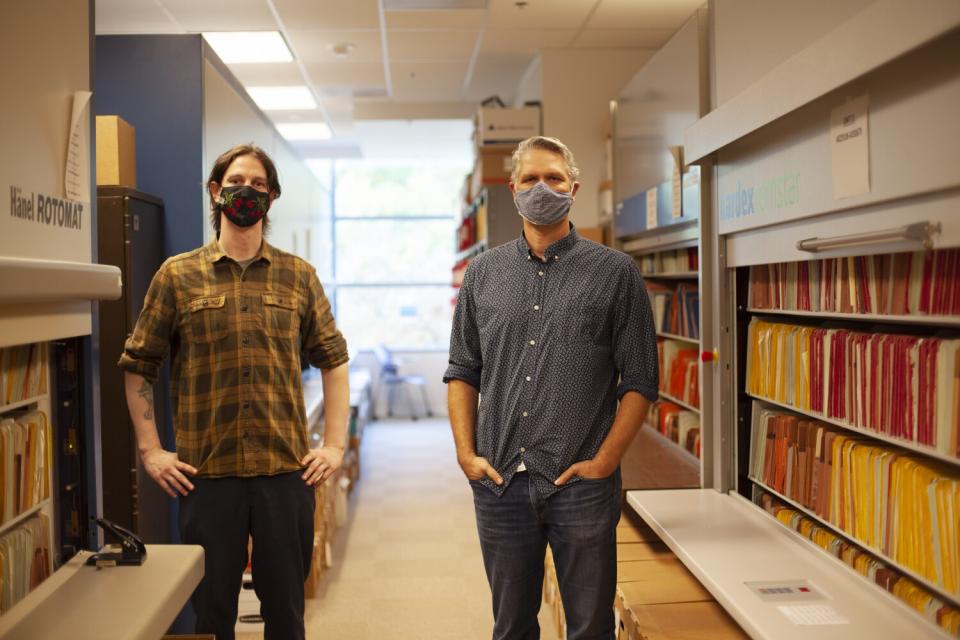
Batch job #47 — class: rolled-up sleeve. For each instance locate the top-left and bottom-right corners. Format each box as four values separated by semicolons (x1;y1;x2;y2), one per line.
302;269;349;370
612;261;660;402
118;262;177;384
443;261;482;389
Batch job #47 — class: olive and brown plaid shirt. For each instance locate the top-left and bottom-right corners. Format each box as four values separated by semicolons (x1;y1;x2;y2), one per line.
118;239;348;478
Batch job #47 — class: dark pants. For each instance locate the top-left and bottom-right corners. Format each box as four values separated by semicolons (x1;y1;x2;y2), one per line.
472;470;622;640
179;471;315;640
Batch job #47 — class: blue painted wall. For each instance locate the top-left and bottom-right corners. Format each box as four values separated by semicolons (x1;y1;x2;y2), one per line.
95;35;206;258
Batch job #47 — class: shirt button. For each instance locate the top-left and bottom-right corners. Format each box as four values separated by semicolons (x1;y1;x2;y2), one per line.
242;401;250;410
529;340;535;345
520;447;526;453
240;303;248;312
554;256;559;261
534;305;540;310
242;336;250;346
523;412;528;417
242;369;250;378
538;271;544;276
525;376;531;381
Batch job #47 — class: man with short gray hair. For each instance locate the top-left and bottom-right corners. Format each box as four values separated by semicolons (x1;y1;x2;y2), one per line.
445;135;659;639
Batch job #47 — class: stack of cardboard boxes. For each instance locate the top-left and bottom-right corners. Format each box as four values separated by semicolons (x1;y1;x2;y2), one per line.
543;511;747;640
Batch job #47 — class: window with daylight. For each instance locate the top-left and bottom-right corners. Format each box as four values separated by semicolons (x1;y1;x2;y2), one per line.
332;160;464;350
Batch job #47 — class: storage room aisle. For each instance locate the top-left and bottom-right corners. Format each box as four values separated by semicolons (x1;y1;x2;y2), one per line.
262;419;560;640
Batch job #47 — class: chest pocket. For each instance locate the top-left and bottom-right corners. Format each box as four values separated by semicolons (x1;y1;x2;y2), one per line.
187;295;227;343
262;293;299;338
567;302;609;347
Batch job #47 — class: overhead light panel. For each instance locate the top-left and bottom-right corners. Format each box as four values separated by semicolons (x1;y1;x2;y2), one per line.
246;86;317;111
203;31;293;64
276;122;333;141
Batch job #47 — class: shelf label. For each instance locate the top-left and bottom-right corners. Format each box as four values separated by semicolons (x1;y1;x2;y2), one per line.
830;94;870;200
646;188;658;229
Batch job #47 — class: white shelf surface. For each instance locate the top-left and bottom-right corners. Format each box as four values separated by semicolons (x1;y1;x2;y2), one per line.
640;271;699;280
626;489;949;640
0;499;50;539
0;395;46;416
657;331;700;345
642;421;701;468
0;544;203;640
746;307;960;328
748;393;960;468
659;390;700;414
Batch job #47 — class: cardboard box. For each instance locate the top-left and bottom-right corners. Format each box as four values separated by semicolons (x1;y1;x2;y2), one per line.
616;514;662;544
630;602;748;640
617;558;713;606
579;225;609;246
95;115;136;188
617;542;673;562
469;145;514;202
475;106;541;145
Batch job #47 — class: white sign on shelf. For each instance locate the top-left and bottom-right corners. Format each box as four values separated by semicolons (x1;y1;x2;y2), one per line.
830;94;870;200
646;187;658;230
65;90;92;203
670;146;683;218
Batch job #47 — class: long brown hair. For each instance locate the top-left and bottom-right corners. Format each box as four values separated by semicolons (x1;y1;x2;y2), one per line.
207;143;282;237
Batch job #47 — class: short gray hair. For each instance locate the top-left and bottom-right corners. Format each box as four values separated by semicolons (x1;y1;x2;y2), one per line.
510;136;580;183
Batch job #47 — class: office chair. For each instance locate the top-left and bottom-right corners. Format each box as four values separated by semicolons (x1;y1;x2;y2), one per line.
373;345;433;421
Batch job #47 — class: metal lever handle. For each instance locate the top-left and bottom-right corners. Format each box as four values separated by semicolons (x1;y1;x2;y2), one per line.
796;222;941;253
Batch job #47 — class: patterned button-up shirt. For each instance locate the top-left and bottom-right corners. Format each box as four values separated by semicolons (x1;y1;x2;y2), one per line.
443;227;659;499
119;239;348;478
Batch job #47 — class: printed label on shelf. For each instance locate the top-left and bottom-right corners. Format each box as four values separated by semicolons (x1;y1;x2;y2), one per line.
778;604;850;626
830;94;870;200
646;188;658;229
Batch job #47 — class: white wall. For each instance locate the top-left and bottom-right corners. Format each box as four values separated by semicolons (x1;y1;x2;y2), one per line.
201;58;333;281
540;49;655;228
710;0;874;107
513;56;543;108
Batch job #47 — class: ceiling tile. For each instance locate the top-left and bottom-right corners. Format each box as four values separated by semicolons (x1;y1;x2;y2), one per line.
272;0;382;30
573;28;674;49
95;0;183;34
391;61;469;101
227;63;306;86
481;29;577;56
588;0;702;30
388;30;480;60
159;0;276;31
487;0;596;30
289;30;384;63
385;9;485;30
305;61;387;88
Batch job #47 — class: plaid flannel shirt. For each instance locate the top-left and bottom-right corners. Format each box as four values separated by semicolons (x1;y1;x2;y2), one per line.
119;239;348;477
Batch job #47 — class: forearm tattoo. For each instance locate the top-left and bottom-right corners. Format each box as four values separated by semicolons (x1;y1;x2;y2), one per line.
137;378;155;421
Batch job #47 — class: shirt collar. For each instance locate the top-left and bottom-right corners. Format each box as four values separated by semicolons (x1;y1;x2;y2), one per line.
517;223;579;262
204;237;274;264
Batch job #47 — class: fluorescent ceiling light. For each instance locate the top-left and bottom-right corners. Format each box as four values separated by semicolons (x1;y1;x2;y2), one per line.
276;122;333;141
203;31;293;64
246;86;317;111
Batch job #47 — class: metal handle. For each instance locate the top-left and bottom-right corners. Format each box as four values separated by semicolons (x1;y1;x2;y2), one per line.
796;222;941;253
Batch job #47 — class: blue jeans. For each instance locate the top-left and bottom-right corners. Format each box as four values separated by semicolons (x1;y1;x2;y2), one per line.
472;470;622;640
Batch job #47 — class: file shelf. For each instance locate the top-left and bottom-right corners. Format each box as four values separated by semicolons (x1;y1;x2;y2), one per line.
0;341;56;615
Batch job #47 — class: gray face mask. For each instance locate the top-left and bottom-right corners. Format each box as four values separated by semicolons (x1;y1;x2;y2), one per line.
514;181;574;226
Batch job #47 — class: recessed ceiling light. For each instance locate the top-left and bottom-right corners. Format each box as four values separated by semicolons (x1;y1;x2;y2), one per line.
245;86;317;111
202;31;293;64
276;122;333;141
